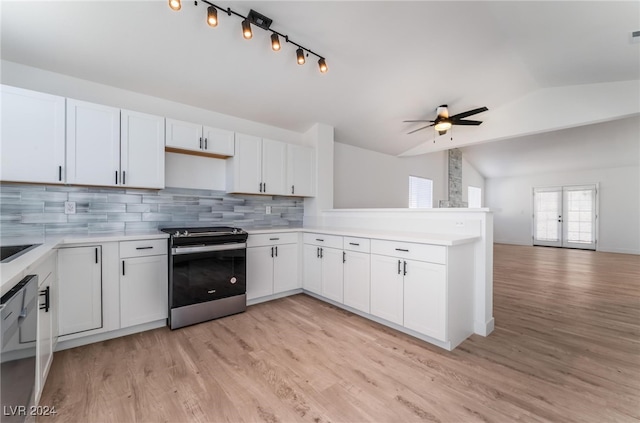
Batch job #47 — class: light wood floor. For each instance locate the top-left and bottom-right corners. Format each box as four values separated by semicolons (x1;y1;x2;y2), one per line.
40;244;640;422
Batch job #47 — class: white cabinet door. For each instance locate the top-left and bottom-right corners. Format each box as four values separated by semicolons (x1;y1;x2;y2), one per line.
370;254;404;325
343;250;371;313
273;243;300;293
228;133;262;194
66;99;120;186
404;261;447;341
303;244;322;294
121;109;165;189
1;85;66;184
287;144;315;197
120;255;168;328
165;118;203;151
321;247;344;303
36;272;53;400
203;126;235;156
247;246;274;300
262;138;287;195
58;246;102;336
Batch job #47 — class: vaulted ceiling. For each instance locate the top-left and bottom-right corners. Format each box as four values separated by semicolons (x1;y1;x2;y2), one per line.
2;1;639;157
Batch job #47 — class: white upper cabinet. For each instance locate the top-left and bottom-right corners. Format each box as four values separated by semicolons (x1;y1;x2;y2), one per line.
121;109;165;189
261;139;287;195
287;144;315;197
165;118;234;157
67;99;165;189
226;134;287;195
66;99;121;187
1;85;66;184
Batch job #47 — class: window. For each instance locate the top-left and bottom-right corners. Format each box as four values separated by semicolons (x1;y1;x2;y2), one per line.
468;186;482;208
408;176;433;208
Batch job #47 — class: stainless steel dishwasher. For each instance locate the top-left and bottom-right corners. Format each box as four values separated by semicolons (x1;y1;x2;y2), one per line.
1;274;38;422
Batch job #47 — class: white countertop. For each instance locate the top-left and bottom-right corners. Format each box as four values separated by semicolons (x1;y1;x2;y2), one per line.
1;231;168;297
247;227;479;246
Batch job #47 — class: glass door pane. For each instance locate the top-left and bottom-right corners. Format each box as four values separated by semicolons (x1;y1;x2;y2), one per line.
533;188;562;247
562;186;596;250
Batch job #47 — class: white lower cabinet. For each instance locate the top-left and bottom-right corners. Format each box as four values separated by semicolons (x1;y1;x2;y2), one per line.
247;233;299;301
303;234;344;303
302;244;322;295
403;261;446;341
119;239;168;328
33;251;57;403
343;250;371;313
370;254;404;325
57;246;103;336
320;247;344;303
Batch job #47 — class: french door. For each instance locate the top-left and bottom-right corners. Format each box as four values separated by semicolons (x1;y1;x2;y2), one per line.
533;185;597;250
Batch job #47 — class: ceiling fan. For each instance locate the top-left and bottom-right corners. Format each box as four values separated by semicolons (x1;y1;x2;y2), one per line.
404;105;488;136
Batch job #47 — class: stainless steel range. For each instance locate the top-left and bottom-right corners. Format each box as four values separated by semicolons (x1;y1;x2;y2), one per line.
160;226;248;330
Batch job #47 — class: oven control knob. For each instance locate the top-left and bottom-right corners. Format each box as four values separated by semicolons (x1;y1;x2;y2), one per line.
182;230;189;236
174;231;181;237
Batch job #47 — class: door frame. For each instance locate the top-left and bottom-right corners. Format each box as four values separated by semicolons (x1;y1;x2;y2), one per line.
531;183;599;250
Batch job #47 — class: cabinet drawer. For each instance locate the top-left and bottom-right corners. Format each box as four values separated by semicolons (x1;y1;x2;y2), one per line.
303;233;343;249
343;237;370;253
370;239;446;264
247;232;298;247
120;239;168;258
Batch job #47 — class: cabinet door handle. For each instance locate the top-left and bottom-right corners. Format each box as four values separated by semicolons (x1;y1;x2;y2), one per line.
122;171;126;185
39;286;50;313
395;248;409;252
259;182;263;192
343;251;346;263
269;237;280;241
403;260;407;276
199;137;203;149
136;246;153;250
349;242;360;246
58;166;62;181
263;182;266;192
95;248;98;264
271;246;274;258
317;247;320;258
316;238;324;242
291;185;295;195
115;171;118;185
204;138;208;150
397;259;401;275
275;246;278;257
122;260;126;276
320;248;323;259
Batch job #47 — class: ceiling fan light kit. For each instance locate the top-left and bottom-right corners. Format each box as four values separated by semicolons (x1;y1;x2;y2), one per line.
168;0;328;73
404;104;488;136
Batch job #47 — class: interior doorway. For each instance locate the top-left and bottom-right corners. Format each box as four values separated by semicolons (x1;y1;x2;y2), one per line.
532;185;598;250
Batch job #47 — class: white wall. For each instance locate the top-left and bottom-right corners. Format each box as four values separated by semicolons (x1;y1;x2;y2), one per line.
487;165;640;254
462;156;485;206
334;143;447;208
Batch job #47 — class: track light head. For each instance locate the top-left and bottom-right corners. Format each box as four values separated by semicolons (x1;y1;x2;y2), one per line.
318;58;328;73
271;33;281;51
296;48;305;65
207;6;218;27
242;19;253;39
169;0;181;11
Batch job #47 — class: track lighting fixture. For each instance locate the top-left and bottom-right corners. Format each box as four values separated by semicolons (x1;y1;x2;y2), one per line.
271;33;281;51
318;58;328;73
207;6;218;27
169;1;328;73
296;48;305;65
241;18;252;39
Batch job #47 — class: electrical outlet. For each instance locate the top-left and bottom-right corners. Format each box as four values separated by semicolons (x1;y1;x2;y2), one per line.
455;221;464;227
64;201;76;214
265;205;272;215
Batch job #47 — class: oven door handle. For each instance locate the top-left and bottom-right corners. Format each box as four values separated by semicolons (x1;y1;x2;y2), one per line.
172;243;247;255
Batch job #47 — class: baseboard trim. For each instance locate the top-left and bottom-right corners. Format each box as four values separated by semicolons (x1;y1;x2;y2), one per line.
475;317;495;336
55;320;167;352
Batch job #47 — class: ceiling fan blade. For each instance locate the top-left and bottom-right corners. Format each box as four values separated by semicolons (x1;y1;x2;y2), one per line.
407;124;435;134
451;119;483;126
448;106;488;120
403;120;436;123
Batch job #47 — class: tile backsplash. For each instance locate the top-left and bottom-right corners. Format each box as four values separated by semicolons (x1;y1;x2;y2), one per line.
0;184;303;245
